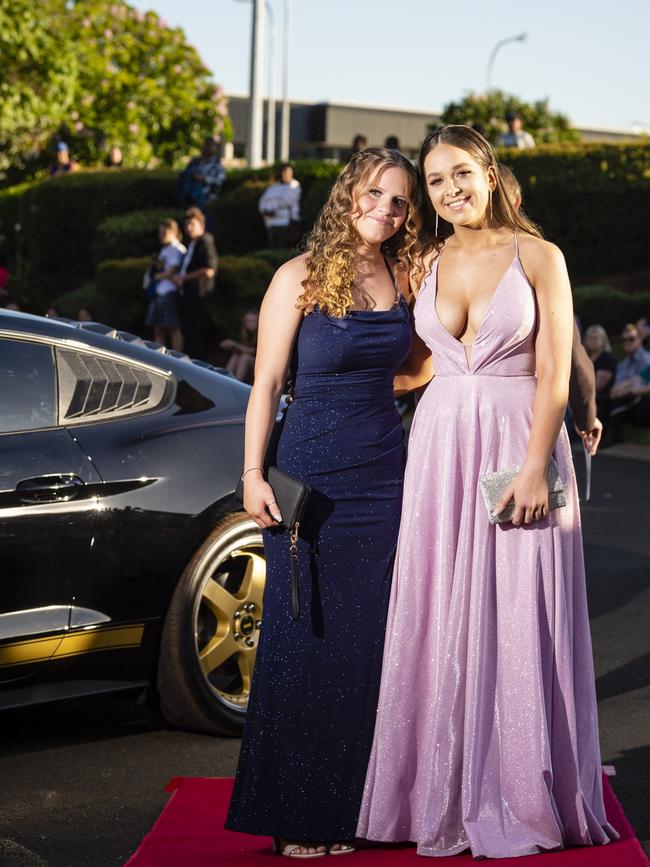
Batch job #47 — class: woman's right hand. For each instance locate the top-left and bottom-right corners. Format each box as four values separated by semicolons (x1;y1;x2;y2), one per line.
244;475;283;528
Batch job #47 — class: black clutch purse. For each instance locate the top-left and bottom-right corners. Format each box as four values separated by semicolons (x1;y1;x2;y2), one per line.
235;465;311;621
267;467;311;621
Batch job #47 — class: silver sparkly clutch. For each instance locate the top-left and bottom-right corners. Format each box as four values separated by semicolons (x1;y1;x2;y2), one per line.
479;458;566;525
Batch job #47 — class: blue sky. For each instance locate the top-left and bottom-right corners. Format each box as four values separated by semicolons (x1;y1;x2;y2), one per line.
133;0;649;130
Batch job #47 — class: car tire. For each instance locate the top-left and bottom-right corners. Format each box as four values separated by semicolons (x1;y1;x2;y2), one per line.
157;512;265;736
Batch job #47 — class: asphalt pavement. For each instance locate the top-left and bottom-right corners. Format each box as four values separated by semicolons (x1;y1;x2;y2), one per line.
0;448;648;867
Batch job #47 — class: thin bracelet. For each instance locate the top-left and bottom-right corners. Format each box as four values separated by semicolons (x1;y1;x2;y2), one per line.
241;466;264;481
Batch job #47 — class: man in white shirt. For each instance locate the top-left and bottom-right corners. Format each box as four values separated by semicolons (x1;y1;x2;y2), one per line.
258;164;302;248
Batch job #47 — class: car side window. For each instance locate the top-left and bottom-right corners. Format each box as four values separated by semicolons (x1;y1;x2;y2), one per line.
55;348;172;423
0;339;57;433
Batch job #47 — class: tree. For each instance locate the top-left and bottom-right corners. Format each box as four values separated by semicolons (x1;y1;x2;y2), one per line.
0;0;77;176
441;90;581;145
55;0;232;167
1;0;231;181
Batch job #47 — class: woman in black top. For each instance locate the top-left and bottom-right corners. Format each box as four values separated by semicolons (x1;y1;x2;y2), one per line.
173;207;217;359
584;324;617;423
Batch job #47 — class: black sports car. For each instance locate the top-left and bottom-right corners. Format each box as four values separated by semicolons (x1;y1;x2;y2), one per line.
0;309;265;735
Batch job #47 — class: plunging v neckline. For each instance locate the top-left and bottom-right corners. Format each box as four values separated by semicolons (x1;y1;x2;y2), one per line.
431;254;518;349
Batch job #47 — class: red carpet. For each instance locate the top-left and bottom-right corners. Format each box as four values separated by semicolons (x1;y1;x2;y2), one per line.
126;775;648;866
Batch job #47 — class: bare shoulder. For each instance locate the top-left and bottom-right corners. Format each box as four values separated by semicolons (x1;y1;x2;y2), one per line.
265;252;309;305
393;263;413;299
518;234;567;276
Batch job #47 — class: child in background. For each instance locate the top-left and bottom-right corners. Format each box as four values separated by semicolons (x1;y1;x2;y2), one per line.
144;219;186;351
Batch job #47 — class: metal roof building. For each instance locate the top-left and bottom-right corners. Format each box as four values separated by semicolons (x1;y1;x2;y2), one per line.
225;93;644;164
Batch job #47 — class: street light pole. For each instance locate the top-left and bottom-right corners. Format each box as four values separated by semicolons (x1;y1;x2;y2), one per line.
485;32;527;92
247;0;265;168
265;2;276;165
280;0;291;161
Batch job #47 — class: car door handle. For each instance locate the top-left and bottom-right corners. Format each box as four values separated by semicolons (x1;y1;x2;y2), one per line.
15;475;86;504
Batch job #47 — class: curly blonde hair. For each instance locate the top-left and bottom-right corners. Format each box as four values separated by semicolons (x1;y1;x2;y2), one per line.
298;148;421;317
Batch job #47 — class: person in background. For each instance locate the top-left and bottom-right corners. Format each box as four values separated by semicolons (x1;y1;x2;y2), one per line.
104;145;124;169
471;122;487;139
384;135;400;150
636;315;650;350
584;325;617;413
45;305;61;318
498;161;601;453
258;164;302;249
220;310;258;383
78;306;94;322
0;249;9;298
178;136;226;217
497;110;535;149
4;300;21;311
351;133;368;154
144;218;186;351
609;323;650;430
173;207;217;359
50;141;79;176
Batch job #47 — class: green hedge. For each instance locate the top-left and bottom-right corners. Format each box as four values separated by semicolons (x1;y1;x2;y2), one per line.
50;252;276;338
3;145;650;313
220;159;342;194
499;144;650;280
211;181;268;254
0;169;177;298
92;208;185;265
573;284;650;333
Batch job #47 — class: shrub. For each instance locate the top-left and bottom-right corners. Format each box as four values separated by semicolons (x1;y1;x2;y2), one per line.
301;176;335;229
250;248;295;269
92;208;185;264
218;255;273;300
222;159;342;195
573;284;650;333
90;256;151;332
0;180;38;260
211;182;268;254
9;169;177;295
56;253;274;340
3;144;650;314
52;282;104;321
498;143;650;281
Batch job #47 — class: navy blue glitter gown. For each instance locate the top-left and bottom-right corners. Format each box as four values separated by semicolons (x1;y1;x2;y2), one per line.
226;285;412;842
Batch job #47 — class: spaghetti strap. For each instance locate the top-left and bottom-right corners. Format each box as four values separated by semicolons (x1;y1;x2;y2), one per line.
513;229;520;259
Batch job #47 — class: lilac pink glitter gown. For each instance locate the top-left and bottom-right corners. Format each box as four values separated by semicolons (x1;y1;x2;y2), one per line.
357;234;618;857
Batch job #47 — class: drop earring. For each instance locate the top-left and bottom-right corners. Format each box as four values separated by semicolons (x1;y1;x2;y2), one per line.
435;211;439;235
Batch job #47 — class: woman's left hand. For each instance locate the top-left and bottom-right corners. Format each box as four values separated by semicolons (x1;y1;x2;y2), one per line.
493;466;549;526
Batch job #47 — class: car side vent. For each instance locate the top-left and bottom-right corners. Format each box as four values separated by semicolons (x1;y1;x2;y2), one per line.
56;348;172;423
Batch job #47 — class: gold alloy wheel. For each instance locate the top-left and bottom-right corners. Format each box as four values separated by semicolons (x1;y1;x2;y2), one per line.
193;521;265;712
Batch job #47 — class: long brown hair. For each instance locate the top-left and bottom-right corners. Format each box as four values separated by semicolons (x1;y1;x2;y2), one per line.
417;125;542;267
298;148;421;318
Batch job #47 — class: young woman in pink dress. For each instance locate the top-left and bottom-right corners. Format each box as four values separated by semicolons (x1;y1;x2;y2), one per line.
357;126;618;858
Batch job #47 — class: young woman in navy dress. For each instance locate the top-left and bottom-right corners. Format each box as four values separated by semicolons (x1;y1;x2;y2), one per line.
225;148;419;857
